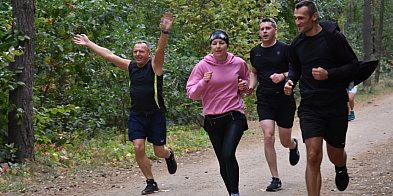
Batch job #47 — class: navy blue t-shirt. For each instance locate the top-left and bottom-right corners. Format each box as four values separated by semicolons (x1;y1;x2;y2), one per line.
128;59;165;115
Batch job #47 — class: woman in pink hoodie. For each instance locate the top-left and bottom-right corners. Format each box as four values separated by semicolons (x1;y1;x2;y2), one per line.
186;30;250;196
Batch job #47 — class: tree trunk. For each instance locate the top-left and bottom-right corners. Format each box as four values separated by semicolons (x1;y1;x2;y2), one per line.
343;0;354;34
362;0;373;86
8;0;36;162
374;0;385;83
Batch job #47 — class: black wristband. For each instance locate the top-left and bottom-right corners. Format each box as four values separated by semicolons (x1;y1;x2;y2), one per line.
161;30;169;34
282;73;286;78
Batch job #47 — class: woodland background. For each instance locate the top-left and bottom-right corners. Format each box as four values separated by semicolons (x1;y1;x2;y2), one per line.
0;0;392;191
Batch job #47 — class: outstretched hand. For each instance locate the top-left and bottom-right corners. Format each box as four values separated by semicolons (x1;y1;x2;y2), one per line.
160;12;174;31
73;34;90;46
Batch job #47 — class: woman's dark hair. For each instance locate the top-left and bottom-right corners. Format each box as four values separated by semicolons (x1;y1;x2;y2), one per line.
209;30;229;46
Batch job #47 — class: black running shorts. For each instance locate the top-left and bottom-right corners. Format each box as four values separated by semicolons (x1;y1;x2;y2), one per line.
256;94;296;128
298;101;348;148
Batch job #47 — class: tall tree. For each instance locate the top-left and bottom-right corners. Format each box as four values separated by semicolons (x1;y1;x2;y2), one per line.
343;0;354;34
362;0;373;86
374;0;385;83
8;0;36;162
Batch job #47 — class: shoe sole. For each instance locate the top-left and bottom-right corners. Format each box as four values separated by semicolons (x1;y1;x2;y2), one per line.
142;188;159;195
266;187;282;192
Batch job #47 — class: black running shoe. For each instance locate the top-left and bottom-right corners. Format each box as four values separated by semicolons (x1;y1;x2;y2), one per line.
142;180;159;195
266;177;282;192
165;148;177;174
289;138;300;166
335;167;349;191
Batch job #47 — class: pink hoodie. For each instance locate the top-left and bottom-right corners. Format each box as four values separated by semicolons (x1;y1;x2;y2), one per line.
186;53;249;115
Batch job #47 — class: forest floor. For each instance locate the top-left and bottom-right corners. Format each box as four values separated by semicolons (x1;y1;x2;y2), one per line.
5;92;393;196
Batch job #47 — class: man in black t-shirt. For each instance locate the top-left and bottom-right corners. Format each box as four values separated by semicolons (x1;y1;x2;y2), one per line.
73;12;177;195
284;1;359;195
248;18;300;192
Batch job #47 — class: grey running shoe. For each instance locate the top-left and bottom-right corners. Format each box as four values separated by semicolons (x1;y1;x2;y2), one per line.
335;167;349;191
165;148;177;174
289;138;300;166
266;177;282;192
142;180;159;195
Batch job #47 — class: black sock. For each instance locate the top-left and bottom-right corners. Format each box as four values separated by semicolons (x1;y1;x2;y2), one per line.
166;149;173;159
146;179;155;184
335;165;347;172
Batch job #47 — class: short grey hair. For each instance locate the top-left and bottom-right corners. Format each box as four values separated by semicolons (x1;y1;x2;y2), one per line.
135;40;152;52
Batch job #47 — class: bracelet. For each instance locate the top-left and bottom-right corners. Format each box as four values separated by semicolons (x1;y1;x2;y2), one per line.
282;73;286;78
161;30;169;34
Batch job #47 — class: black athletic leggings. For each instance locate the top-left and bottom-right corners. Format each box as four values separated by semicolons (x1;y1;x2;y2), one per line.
204;111;248;194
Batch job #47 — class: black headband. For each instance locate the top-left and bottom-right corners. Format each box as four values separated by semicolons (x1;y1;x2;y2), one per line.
209;30;229;46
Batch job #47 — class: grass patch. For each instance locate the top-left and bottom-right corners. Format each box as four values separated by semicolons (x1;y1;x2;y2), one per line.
355;78;393;104
0;125;210;193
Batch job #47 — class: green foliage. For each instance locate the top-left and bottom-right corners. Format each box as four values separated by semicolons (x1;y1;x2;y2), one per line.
316;0;346;21
0;143;17;162
34;104;80;145
0;0;390;147
0;0;392;192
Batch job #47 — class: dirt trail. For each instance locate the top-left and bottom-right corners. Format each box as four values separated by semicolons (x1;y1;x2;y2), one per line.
94;93;393;196
16;93;393;196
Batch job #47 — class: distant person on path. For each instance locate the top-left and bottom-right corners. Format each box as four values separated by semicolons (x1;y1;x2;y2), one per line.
347;84;357;121
186;30;249;196
73;12;177;195
248;18;299;192
284;1;359;195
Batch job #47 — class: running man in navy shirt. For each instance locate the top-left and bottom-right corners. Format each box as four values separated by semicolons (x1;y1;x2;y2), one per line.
73;12;177;195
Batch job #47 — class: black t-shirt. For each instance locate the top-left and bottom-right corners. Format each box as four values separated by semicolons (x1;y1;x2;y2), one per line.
128;59;165;115
250;40;290;95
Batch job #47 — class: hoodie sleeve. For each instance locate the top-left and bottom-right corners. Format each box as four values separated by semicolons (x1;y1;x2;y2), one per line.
186;63;208;100
288;38;302;85
325;31;359;81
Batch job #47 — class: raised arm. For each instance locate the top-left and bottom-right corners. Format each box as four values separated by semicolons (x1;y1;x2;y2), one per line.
73;34;131;71
152;12;174;76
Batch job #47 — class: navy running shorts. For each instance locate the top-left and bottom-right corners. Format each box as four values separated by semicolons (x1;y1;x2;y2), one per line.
256;94;296;128
128;111;167;146
298;101;348;148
